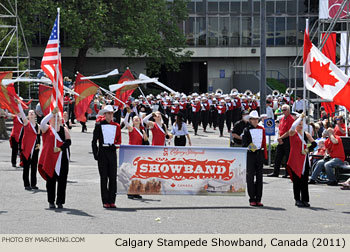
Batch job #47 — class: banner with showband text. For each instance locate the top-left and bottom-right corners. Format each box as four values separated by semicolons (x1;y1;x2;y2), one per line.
117;145;247;196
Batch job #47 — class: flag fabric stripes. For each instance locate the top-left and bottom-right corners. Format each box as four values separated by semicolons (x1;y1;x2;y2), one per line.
40;11;63;116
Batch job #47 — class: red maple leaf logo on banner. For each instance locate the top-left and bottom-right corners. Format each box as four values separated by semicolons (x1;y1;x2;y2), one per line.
309;59;339;88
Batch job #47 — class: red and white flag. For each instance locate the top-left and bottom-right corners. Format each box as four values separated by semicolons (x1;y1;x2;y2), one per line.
303;21;350;110
41;10;63;116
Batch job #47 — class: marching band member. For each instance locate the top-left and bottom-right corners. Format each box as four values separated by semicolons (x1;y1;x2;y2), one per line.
231;92;241;126
287;113;316;207
39;107;71;209
242;110;267;207
225;96;233;133
170;101;180;125
143;111;169;146
200;97;210;132
231;110;249;147
16;99;41;190
191;98;201;136
92;105;122;208
210;98;218;130
179;96;188;122
217;99;226;137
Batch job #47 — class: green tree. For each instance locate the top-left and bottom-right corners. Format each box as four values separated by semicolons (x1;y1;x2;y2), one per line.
18;0;192;75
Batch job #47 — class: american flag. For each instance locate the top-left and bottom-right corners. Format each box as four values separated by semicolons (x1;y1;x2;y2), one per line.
41;12;63;116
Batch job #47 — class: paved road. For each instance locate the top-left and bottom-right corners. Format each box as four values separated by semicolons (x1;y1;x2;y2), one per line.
0;120;349;234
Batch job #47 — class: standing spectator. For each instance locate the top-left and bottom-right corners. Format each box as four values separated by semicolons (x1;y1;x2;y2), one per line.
268;104;295;177
334;115;346;137
292;96;305;113
170;113;191;146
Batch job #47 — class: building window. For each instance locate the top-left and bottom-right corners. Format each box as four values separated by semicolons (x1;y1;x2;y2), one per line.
208;0;219;13
253;0;260;13
196;0;205;13
208;17;219;46
219;0;230;13
219;17;230;46
276;17;286;45
266;0;275;15
242;0;252;14
276;0;286;14
286;17;296;45
188;1;195;14
230;16;240;46
252;16;260;46
267;17;275;46
196;17;207;46
185;17;195;46
287;0;297;14
242;17;251;46
230;0;240;14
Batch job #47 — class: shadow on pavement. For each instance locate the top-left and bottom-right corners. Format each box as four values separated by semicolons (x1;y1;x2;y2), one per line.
112;205;286;212
342;212;350;214
31;189;46;194
0;211;8;215
52;208;94;217
304;206;330;211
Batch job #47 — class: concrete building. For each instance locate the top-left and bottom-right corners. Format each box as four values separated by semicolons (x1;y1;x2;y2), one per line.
29;0;319;94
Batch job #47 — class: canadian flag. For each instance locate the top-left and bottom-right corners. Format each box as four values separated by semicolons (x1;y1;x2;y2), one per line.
303;22;350;111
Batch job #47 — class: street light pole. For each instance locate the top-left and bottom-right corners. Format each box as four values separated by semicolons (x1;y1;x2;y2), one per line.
260;0;266;114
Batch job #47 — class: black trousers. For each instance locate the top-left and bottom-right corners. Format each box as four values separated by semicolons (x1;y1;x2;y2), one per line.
201;111;209;131
217;114;225;136
22;150;39;187
97;147;117;204
211;112;218;129
231;108;241;127
180;109;187;122
291;164;310;202
192;112;200;134
174;135;186;146
46;158;69;204
246;151;264;203
273;137;290;176
225;110;232;132
10;136;19;166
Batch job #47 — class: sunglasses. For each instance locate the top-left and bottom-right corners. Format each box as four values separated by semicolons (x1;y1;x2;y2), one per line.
282;109;288;111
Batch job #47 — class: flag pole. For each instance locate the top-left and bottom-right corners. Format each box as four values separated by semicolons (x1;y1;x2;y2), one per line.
54;8;60;149
303;19;309;153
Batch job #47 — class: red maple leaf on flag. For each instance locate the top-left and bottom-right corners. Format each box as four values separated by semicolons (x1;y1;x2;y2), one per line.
309;59;339;88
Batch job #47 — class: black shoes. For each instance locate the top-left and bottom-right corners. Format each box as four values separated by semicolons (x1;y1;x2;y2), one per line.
308;179;316;184
49;203;56;209
327;181;338;186
133;195;143;199
57;204;63;209
12;164;16;168
295;200;310;207
127;194;143;199
31;186;39;190
267;173;278;177
24;186;32;191
282;174;289;178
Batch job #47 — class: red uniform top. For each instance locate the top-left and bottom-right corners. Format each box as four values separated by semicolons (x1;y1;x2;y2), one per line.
38;126;63;180
179;102;187;110
151;123;165;146
10;116;23;142
325;135;345;161
171;106;180;114
191;103;201;113
279;114;295;136
287;132;308;178
251;101;258;110
21;123;38;160
233;98;241;109
129;127;143;145
241;101;249;110
217;105;226;114
334;123;346;137
226;102;234;111
201;102;210;111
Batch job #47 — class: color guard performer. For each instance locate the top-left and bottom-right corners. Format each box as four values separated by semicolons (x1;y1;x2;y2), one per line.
143;111;169;146
39;107;71;209
242;110;267;207
92;105;122;208
16;99;41;190
124;107;148;200
287;113;316;207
